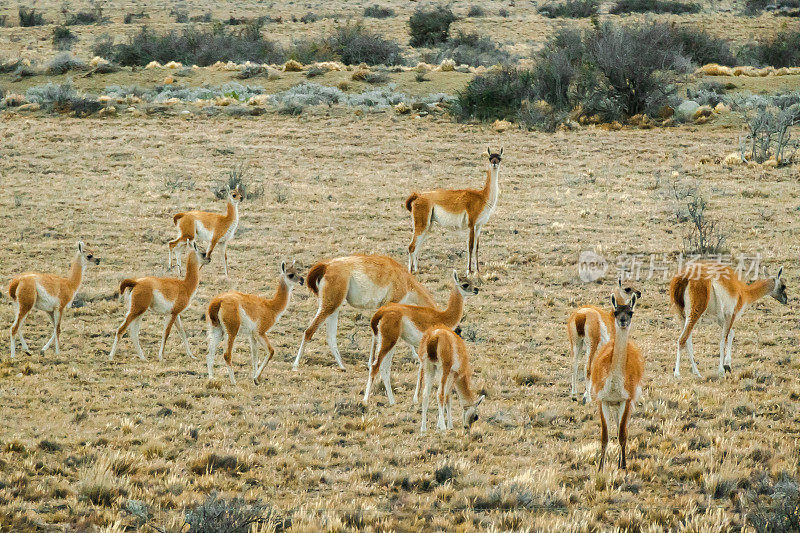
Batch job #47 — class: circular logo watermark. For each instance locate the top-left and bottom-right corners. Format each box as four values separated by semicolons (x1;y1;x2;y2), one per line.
578;251;608;282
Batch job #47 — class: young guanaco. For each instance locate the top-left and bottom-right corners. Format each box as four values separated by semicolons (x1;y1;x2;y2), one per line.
8;241;100;358
109;242;210;362
405;148;501;274
363;270;478;406
590;293;644;470
206;262;304;385
418;326;484;433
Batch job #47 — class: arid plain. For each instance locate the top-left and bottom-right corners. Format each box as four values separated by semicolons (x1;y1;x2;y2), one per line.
1;0;800;531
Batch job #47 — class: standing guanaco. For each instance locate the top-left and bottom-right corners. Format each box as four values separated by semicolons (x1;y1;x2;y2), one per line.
168;187;243;278
405;148;502;274
293;255;436;372
8;241;100;358
109;242;210;362
206;261;304;385
590;293;644;470
363;270;478;406
670;261;787;377
567;279;641;403
418;326;484;433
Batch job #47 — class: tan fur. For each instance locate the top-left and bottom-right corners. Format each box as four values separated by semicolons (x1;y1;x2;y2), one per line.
590;294;644;470
168;188;243;277
109;244;210;362
406;149;501;274
206;262;304;385
417;327;484;433
293;255;436;371
363;271;478;406
669;261;787;377
8;242;100;358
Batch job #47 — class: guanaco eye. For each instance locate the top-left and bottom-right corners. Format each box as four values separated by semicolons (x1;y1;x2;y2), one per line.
624;288;632;293
461;284;469;289
87;254;93;259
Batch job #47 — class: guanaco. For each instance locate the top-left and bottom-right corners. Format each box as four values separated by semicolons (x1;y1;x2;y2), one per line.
418;326;484;433
109;242;210;362
206;261;305;385
567;278;641;403
363;270;478;406
670;261;787;378
405;148;502;274
168;187;243;278
590;293;643;470
293;255;436;372
8;241;100;358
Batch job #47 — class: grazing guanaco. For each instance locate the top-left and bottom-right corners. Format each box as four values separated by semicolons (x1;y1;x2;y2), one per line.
206;261;305;385
590;293;643;470
418;326;484;433
405;148;502;274
292;255;436;372
567;278;641;403
363;270;478;406
168;187;243;278
670;261;787;378
8;242;100;358
109;242;210;362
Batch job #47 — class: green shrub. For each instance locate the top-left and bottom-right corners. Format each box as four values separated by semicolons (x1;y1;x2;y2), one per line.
455;67;536;121
19;7;46;26
65;5;107;25
53;26;77;50
741;30;800;68
327;22;403;65
364;5;395;18
671;26;736;66
47;53;87;74
409;5;457;47
610;0;701;14
467;5;486;17
538;0;599;18
427;31;509;67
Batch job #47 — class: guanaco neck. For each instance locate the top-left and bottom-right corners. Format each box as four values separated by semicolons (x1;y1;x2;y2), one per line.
224;200;239;227
482;166;500;207
455;373;477;405
439;286;465;327
609;324;631;378
268;277;292;313
66;252;85;295
183;253;201;294
742;278;775;304
410;279;436;308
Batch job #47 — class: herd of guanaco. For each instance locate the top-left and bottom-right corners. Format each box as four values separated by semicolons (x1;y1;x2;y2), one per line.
7;146;791;468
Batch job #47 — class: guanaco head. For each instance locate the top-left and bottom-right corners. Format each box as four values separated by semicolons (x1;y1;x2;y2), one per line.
281;261;305;286
464;394;485;430
453;270;479;297
769;266;787;304
615;277;642;305
487;147;503;170
77;241;101;266
189;241;212;269
611;292;637;330
227;186;244;205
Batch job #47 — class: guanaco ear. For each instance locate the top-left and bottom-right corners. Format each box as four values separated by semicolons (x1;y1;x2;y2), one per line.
77;241;85;253
777;266;784;279
499;147;503;155
453;270;460;284
617;276;623;289
475;395;485;407
487;147;491;156
630;293;638;309
281;261;286;273
611;293;618;308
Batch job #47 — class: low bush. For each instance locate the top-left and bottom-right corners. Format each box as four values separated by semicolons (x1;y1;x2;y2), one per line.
46;53;87;74
180;493;289;533
364;5;395;18
409;5;457;47
53;26;78;50
736;100;800;165
741;30;800;68
455;67;536;121
467;5;486;17
328;22;403;65
538;0;599;18
123;12;148;24
671;26;737;66
499;8;511;16
25;81;103;116
19;7;46;27
427;31;510;67
610;0;701;14
65;4;107;25
745;0;800;14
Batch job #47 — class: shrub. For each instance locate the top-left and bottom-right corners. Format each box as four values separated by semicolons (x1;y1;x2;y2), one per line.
53;26;78;50
538;0;599;18
364;70;390;84
610;0;701;14
742;30;800;68
173;10;189;23
213;164;263;200
19;7;46;27
499;8;511;16
299;12;319;23
0;15;8;27
182;493;288;533
409;5;457;47
26;81;102;116
364;5;395;18
671;26;736;66
47;53;87;74
65;4;107;25
328;22;403;66
190;12;213;23
455;67;536;121
744;0;800;14
427;31;510;67
123;12;148;24
736;101;800;165
467;5;486;17
94;23;285;67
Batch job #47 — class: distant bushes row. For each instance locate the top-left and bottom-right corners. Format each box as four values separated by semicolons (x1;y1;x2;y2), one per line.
537;0;698;17
93;21;402;67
